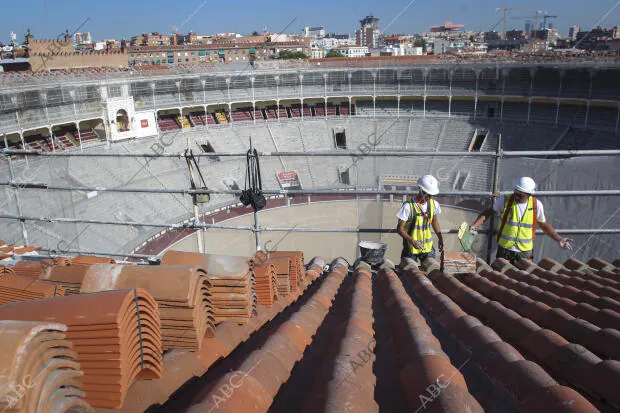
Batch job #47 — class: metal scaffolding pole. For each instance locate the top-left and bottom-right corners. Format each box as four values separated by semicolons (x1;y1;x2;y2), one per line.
1;181;619;198
1;213;618;235
7;157;29;246
487;133;502;262
186;137;204;253
3;149;619;158
250;136;261;252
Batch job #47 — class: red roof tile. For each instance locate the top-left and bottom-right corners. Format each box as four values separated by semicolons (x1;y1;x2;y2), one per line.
79;264;214;351
0;320;93;412
0;272;65;305
405;270;596;410
0;289;162;408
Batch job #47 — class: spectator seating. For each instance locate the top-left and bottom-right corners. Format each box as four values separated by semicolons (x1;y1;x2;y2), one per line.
189;113;206;127
158;116;181;131
215;110;229;124
178;115;192;129
230;108;253;122
326;104;337;116
266;107;278;119
78;128;100;144
290;106;301;118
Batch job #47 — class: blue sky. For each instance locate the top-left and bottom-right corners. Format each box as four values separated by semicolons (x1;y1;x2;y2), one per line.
1;0;618;44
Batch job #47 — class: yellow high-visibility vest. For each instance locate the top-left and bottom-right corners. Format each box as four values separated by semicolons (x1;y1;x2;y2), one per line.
497;195;536;251
406;199;435;254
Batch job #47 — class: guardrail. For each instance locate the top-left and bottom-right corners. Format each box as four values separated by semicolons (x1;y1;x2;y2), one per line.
0;145;618;262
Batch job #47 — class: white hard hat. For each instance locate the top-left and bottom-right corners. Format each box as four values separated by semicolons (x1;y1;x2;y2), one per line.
418;174;439;195
514;177;537;194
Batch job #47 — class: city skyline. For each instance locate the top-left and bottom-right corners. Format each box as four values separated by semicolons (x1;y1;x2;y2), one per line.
1;0;619;44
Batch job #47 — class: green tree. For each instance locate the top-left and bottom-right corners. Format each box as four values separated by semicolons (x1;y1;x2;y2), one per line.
278;50;308;59
325;50;344;58
251;31;260;36
413;38;427;52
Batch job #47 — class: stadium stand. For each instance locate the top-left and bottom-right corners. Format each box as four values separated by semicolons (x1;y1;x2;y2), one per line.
230;107;254;122
0;61;618;269
157;115;180;131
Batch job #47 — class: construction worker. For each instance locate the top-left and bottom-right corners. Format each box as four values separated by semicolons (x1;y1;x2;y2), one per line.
397;175;444;269
471;177;573;264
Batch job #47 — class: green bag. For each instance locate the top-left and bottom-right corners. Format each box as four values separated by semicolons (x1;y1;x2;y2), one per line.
458;222;476;252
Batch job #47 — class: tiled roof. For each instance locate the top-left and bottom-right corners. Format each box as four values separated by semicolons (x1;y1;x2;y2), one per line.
0;251;619;412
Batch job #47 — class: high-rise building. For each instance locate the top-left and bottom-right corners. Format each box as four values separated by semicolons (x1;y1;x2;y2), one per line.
569;25;580;41
356;15;380;49
302;27;325;39
74;32;92;45
525;20;533;36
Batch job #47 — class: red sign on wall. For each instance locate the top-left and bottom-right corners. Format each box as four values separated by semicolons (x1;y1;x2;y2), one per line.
276;171;302;190
141;119;149;128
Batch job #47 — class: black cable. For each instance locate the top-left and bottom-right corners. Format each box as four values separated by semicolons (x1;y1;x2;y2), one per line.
240;147;266;211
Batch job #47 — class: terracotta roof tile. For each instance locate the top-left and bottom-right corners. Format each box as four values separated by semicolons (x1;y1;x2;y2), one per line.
70;255;117;266
381;268;484;412
39;265;91;295
252;263;279;308
0;272;65;305
0;289;162;408
0;320;93;412
439;268;620;409
405;270;596;410
4;246;617;413
79;264;214;351
267;251;306;293
161;251;257;325
186;261;347;413
520;385;599;412
11;259;52;277
587;258;615;272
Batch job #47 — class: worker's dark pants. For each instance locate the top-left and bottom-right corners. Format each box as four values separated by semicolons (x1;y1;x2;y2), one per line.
496;246;533;265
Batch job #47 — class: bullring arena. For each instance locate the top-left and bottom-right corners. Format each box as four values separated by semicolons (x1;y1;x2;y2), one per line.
0;58;619;413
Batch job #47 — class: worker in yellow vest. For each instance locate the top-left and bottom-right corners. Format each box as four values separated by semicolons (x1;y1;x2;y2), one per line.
397;175;444;268
471;177;573;264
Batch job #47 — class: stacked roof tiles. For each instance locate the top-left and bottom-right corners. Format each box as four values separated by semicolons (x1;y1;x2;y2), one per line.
0;273;65;305
11;260;52;277
252;263;279;307
0;320;93;413
39;266;90;295
270;257;293;297
79;264;215;351
161;251;256;324
0;289;162;409
70;256;117;266
269;251;306;293
0;241;42;260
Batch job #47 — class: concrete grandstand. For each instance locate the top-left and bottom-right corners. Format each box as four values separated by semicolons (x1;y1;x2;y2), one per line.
0;60;619;264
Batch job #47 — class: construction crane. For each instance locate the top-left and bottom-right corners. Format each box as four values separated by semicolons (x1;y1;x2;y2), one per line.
495;6;513;34
511;10;549;36
490;16;505;32
494;5;532;36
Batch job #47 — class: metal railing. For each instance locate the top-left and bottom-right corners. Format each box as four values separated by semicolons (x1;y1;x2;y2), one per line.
0;145;618;262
